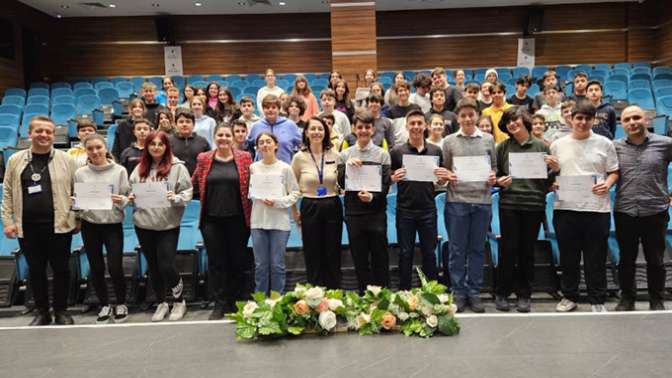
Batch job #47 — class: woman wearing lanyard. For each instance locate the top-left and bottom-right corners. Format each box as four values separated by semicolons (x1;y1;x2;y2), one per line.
291;117;343;289
74;134;130;323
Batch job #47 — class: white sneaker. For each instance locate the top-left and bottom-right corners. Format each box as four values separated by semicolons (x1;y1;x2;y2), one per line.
168;300;187;321
114;304;128;323
556;298;577;312
152;302;170;322
591;304;608;313
97;305;112;324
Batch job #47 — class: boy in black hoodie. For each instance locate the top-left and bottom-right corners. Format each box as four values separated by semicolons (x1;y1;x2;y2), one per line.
168;109;211;176
586;81;616;139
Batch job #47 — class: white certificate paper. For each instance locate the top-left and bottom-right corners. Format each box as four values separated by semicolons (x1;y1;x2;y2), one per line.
556;175;598;203
345;165;382;192
74;182;113;210
453;155;491;182
509;152;548;179
403;155;439;182
132;182;170;209
249;173;284;200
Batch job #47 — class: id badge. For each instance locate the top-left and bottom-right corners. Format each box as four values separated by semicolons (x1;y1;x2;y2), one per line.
316;185;328;197
28;185;42;194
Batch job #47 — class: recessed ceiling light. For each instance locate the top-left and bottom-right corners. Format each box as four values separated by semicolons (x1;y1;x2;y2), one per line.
151;3;160;7
56;14;62;18
194;2;202;6
59;4;69;9
109;3;116;8
279;1;286;5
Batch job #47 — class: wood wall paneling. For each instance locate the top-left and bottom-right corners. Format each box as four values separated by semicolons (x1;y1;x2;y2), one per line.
330;4;377;85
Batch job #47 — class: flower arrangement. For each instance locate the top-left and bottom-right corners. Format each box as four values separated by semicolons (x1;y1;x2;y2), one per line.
228;268;460;340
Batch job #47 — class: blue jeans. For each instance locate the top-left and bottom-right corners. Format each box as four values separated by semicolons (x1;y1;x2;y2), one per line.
396;208;438;290
251;229;290;294
444;202;491;298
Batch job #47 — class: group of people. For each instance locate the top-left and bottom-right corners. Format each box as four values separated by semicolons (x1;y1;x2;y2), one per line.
2;65;669;327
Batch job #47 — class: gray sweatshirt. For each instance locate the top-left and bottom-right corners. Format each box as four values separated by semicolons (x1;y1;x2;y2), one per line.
74;160;130;224
129;157;193;231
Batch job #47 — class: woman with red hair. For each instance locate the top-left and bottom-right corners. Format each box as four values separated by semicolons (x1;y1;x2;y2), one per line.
128;130;193;322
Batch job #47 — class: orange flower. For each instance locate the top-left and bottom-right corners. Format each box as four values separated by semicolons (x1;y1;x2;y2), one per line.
381;312;397;330
293;300;310;315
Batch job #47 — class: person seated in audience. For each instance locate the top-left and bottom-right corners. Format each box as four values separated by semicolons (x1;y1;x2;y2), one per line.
205;82;220;114
613;105;672;312
74;133;130;324
341;94;394;151
507;76;534;113
485;69;499;84
536;85;563;141
533;70;562;110
494;107;559;313
318;89;351;144
334;79;355;121
256;68;285;115
425;86;458;136
462;82;484;113
155;108;175;134
191;122;253;319
442;98;497;313
338;111;392;294
214;87;242;124
181;85;194;109
478;114;494;135
285;95;307;134
232;119;255;155
155;76;174;106
328;70;343;91
586;80;616;139
120;118;151;175
426;114;445;148
369;82;390;115
279;93;290;117
291;117;344;289
247;94;302;164
250;132;300;295
390;109;448;290
68;118;97;167
478;81;494;110
141;82;163;124
169;109;211;176
454;69;466;93
190;95;217;149
319;113;341;150
531;113;550;146
3;116;78;326
431;67;462;112
237;96;260;129
128;130;193;322
482;82;514;144
354;68;377;108
551;101;619;313
194;87;207;102
165;87;181;118
387;81;422;120
384;72;405;107
291;75;319;121
112;98;147;161
568;71;589;102
409;74;432;113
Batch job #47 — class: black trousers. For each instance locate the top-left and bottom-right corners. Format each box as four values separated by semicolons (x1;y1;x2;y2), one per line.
496;209;544;299
553;210;610;304
614;210;668;302
135;227;181;302
300;197;343;289
396;208;438;290
19;223;72;313
81;221;126;305
201;214;250;308
345;212;389;293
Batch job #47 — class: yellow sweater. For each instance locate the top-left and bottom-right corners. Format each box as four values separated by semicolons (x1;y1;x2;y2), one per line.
482;103;513;144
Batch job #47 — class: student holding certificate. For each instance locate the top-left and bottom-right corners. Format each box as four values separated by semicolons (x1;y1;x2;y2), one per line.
442;98;497;313
74;134;131;323
494;107;559;313
128;131;193;322
291;117;343;289
338;111;392;294
192;123;253;320
249;132;300;295
390;109;449;290
550;101;619;313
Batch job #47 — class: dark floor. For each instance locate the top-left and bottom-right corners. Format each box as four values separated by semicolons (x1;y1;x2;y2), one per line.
0;305;671;378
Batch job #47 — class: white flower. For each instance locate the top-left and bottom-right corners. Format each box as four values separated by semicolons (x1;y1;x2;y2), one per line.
367;285;382;297
264;298;279;308
421;305;434;317
327;298;343;311
293;285;307;298
434;304;449;314
304;287;325;308
356;313;371;329
426;315;438;328
242;301;258;318
448;304;458;315
398;312;409;321
438;294;450;304
318;310;337;331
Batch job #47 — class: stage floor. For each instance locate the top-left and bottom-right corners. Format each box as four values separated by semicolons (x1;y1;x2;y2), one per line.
1;304;671;378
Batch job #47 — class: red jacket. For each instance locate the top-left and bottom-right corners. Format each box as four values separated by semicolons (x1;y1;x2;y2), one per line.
192;149;252;227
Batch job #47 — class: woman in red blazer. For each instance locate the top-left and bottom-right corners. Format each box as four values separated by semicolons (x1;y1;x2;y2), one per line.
192;123;253;320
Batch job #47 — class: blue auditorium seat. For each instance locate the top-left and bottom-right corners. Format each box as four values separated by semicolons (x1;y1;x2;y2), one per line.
50;103;76;128
52;95;75;106
2;96;24;107
29;82;49;90
630;72;652;82
28;88;49;97
98;87;120;107
131;76;146;92
614;62;632;71
386;193;397;245
654;73;672;82
149;76;163;90
594;64;611;72
657;96;672;118
51;87;73;98
532;66;548;79
628;88;655;110
27;95;49;106
0;104;22;117
0;126;18;149
115;81;134;99
94;81;114;91
434;193;447;266
171;75;185;89
488;192;500;267
629;79;651;90
73;81;93;90
0;114;19;129
24;104;48;115
604;80;627;101
177;200;201;251
51;82;71;90
653;115;669;135
74;88;96;98
106;123;118;150
4;88;26;98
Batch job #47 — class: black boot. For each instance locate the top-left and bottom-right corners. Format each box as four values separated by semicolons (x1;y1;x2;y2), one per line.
29;310;52;326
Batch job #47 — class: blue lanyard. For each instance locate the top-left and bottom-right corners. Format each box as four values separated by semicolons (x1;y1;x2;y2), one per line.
309;150;325;184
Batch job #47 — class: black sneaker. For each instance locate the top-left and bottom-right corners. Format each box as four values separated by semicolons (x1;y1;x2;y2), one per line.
114;304;129;323
29;311;52;326
650;300;666;311
454;296;467;313
97;305;113;324
54;311;74;325
469;296;485;313
615;298;635;311
209;306;226;321
495;295;510;312
516;297;531;313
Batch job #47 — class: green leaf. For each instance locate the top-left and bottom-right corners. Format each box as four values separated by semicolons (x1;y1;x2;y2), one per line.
377;298;390;310
270;291;282;300
251;292;266;303
421;292;440;305
287;326;304;335
236;323;257;340
438;315;460;336
416;267;429;288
